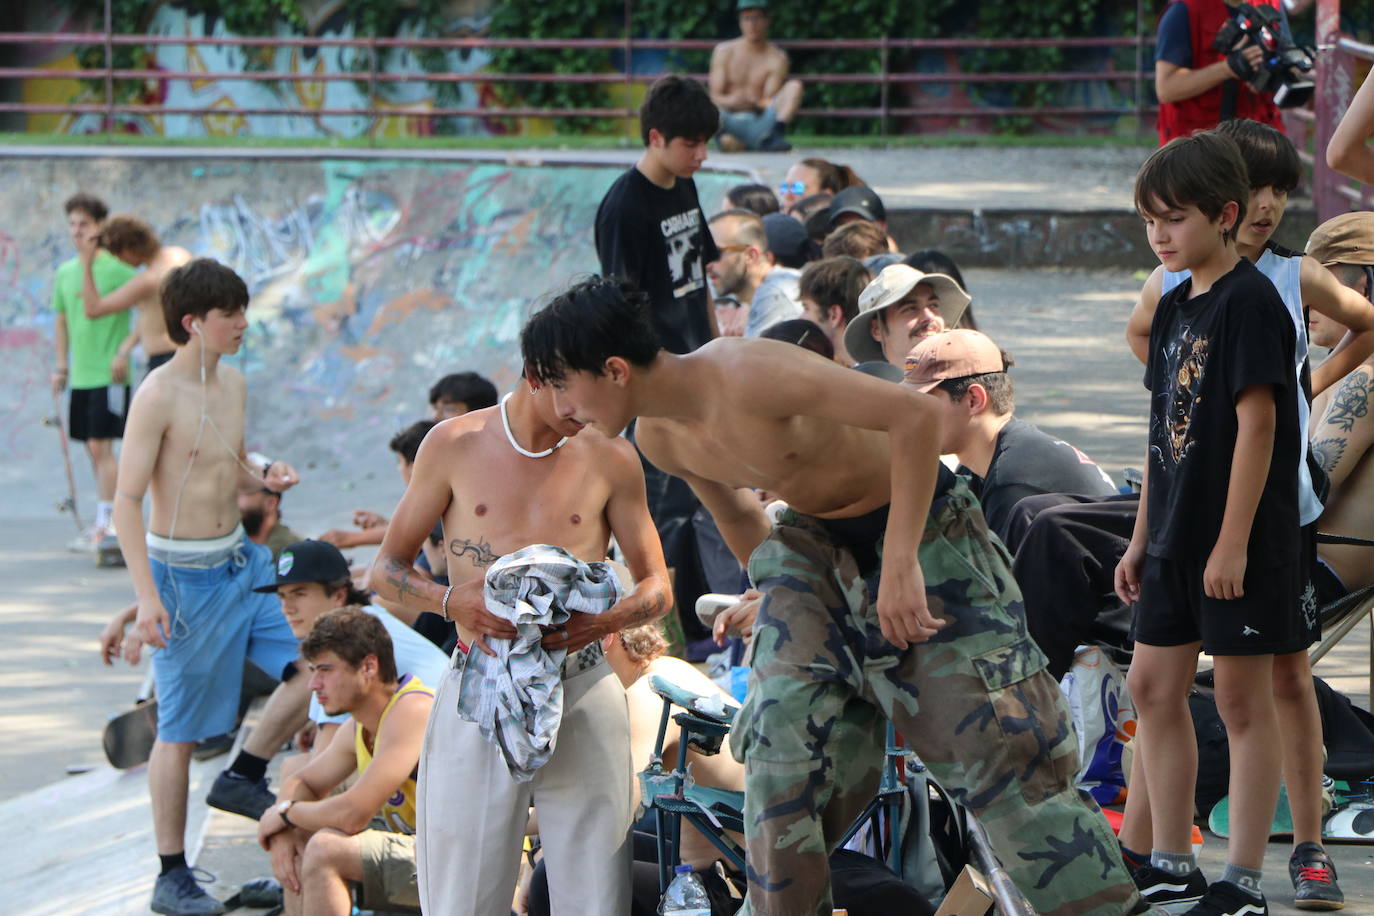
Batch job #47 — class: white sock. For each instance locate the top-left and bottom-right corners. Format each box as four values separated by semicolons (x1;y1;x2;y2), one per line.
96;501;113;529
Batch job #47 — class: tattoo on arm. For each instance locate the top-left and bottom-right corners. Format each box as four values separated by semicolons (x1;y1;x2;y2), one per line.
449;535;498;567
1310;436;1348;475
1321;370;1371;432
381;557;431;607
622;592;668;626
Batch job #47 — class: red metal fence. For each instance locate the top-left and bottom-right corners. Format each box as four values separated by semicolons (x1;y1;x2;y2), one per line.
0;28;1157;134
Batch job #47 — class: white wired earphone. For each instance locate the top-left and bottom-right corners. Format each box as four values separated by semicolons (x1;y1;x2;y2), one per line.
161;317;279;640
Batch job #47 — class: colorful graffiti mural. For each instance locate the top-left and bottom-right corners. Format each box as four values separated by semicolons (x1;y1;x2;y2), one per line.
19;2;495;138
0;154;742;519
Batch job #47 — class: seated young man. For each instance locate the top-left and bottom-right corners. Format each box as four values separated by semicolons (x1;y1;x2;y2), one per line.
797;256;869;366
429;370;498;420
251;539;448;768
257;607;432;916
904;329;1116;541
520;275;1145;916
842;263;971;367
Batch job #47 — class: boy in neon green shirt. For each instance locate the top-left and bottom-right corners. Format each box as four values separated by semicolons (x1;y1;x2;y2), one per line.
51;193;137;546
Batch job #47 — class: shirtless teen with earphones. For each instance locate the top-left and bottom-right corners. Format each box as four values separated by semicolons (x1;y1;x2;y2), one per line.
114;258;305;916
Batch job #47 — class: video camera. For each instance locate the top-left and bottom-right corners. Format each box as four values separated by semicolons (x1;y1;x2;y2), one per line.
1213;1;1316;108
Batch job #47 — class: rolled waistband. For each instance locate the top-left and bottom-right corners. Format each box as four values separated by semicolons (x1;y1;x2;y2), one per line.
147;524;245;568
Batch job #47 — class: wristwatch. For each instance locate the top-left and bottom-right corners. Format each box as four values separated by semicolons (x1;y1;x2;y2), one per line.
277;799;296;827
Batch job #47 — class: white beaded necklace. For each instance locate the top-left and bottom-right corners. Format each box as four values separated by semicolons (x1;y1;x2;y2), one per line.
500;392;568;459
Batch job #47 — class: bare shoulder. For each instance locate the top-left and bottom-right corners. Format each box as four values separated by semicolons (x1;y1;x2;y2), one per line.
764;43;789;66
128;367;176;413
579;429;643;478
423;407;496;456
713;38;741;58
220;363;246;393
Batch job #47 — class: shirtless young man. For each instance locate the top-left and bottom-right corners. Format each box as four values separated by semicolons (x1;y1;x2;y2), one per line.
710;0;803;152
78;215;192;379
520;276;1145;916
115;258;307;916
368;341;671;915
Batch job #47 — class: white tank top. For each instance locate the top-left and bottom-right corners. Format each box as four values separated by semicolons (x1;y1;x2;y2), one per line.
1160;246;1321;526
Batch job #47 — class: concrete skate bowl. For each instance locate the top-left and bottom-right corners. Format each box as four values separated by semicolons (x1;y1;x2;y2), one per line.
0;153;744;520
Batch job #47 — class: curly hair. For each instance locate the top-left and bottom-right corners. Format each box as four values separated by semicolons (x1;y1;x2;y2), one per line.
617;623;667;664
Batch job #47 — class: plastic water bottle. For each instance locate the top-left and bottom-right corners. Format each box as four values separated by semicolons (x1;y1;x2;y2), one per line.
660;864;711;916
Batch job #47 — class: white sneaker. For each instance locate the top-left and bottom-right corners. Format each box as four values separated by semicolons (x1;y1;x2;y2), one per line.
67;525;101;552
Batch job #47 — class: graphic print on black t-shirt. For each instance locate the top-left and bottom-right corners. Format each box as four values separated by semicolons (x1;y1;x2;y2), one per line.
1157;326;1209;467
661;209;706;299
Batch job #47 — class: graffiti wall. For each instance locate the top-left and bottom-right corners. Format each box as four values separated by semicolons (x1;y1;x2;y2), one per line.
0;155;742;520
19;1;495;138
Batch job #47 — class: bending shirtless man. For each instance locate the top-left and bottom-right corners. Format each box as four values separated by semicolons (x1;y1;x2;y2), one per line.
369;367;671;915
79;215;191;379
710;0;802;152
521;275;1146;916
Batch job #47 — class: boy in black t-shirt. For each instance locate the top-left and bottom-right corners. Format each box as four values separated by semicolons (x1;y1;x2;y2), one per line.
1115;132;1299;916
595;74;721;354
595;75;733;647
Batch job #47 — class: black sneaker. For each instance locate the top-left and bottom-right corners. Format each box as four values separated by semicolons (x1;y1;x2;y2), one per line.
1290;842;1344;910
1134;865;1208;910
205;770;275;820
1181;881;1267;916
150;865;225;916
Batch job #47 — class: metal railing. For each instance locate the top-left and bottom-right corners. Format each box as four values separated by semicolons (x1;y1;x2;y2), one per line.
0;24;1157;136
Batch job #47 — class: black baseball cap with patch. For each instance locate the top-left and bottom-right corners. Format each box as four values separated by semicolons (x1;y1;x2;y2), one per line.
252;539;351;592
828;185;886;229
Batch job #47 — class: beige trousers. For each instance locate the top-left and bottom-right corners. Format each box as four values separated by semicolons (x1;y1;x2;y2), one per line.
417;655;634;916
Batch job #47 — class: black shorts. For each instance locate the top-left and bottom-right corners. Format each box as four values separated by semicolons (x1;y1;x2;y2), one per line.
1132;551;1306;656
146;350;174;374
69;385;129;441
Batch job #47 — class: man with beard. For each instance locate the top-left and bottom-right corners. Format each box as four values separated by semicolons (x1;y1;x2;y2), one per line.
707;209;801;338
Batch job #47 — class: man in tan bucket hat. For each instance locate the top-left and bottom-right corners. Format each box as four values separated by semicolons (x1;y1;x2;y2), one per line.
843;263;971;366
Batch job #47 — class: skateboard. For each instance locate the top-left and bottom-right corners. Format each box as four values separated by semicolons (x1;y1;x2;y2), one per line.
102;666;157;769
43;389;83;532
1209;781;1374;841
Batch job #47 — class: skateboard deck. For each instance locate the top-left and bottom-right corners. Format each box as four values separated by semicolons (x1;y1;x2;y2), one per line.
44;390;83;532
102;667;156;769
1210;782;1374;842
1209;784;1294;838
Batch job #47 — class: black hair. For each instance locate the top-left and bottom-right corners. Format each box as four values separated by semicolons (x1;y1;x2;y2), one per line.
64;192;108;223
389;419;437;465
799;256;869;325
761;319;835;360
522;275;661;383
725;183;781;215
1135;132;1249;244
325;577;373;607
1213;118;1301;194
640;74;719;146
428;371;498;410
160;258;249;346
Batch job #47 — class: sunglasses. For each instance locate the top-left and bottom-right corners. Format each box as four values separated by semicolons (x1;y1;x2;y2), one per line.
778;180;807;196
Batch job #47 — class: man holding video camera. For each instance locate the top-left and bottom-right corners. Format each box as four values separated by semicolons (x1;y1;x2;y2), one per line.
1155;0;1287;144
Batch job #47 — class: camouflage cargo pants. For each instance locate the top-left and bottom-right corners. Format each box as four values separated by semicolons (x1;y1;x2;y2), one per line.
732;475;1142;916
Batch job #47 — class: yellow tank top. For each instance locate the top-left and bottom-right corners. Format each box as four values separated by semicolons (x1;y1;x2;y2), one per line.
355;674;431;835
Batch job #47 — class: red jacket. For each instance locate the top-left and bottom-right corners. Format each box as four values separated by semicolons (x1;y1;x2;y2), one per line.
1156;0;1284;144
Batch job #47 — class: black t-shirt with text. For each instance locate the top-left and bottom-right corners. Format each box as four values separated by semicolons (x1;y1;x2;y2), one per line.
595;167;719;354
1144;258;1299;563
960;417;1117;541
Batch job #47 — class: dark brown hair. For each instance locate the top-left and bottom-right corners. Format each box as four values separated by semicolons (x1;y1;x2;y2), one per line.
821;220;888;260
301;606;398;683
1134;132;1249;244
64;193;108;223
101;215;159;262
160;258;249;346
799;256;869;325
798;157;864;194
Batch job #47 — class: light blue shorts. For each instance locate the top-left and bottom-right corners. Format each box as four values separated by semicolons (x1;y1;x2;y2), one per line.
719;106;778;149
149;530;298;742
